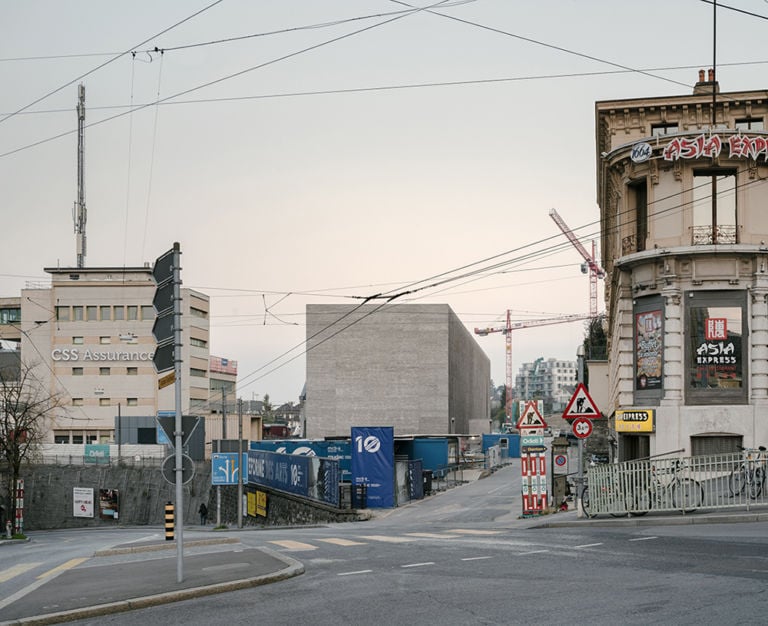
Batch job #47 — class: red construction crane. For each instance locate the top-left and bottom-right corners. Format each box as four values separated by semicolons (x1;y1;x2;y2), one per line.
549;208;606;317
475;311;591;426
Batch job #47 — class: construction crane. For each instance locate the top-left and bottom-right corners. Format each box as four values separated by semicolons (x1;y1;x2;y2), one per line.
475;311;591;426
549;208;605;317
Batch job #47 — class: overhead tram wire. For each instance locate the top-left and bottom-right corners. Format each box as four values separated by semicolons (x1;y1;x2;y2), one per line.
0;0;456;160
0;0;225;126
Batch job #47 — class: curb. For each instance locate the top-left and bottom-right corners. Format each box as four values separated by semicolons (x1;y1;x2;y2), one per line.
0;548;304;626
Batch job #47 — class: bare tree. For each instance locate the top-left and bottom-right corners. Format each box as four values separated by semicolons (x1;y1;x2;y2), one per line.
0;357;65;531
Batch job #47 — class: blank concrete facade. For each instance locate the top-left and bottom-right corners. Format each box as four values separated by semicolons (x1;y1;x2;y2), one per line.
305;303;491;438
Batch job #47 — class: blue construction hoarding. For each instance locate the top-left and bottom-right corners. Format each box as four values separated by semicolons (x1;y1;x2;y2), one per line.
351;426;395;508
247;449;340;507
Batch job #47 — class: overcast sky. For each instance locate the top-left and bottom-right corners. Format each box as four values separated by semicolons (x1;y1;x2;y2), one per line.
2;1;767;405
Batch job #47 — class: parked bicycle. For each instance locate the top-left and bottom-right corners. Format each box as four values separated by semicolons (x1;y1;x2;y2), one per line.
729;446;767;499
635;458;703;513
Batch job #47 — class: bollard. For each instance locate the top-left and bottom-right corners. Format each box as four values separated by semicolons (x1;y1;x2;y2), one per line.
164;502;174;541
5;520;11;539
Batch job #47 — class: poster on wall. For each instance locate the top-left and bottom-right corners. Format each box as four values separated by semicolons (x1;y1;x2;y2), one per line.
635;310;663;390
689;306;743;389
73;487;94;518
99;489;119;520
350;426;394;508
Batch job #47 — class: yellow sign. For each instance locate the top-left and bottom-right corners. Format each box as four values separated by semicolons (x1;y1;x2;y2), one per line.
615;409;655;433
256;490;267;517
158;371;175;390
247;492;256;517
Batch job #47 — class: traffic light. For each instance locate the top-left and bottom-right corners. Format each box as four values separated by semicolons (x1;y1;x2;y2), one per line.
152;244;179;373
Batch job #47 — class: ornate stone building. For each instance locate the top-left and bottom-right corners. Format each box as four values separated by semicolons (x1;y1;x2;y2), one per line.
597;71;768;460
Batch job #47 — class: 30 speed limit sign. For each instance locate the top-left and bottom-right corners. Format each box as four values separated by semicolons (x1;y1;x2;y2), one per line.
572;416;593;439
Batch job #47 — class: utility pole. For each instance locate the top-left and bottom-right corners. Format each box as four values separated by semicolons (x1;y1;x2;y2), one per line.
74;84;87;268
216;390;226;527
237;398;243;529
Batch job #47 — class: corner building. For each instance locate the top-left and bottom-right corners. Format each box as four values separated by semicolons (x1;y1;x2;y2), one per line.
20;266;211;444
597;72;768;460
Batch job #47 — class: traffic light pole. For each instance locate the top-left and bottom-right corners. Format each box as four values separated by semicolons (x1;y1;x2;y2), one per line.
172;243;184;583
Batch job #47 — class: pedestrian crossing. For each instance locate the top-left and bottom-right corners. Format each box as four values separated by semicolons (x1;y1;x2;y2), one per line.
268;529;502;551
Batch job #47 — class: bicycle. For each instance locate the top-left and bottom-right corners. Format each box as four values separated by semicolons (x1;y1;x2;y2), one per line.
636;458;703;513
728;446;767;499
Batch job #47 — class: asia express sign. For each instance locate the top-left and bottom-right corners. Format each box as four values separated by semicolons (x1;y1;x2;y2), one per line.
631;134;768;163
51;348;154;362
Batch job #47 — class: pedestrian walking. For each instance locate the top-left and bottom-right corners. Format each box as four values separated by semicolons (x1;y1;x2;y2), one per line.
198;502;208;525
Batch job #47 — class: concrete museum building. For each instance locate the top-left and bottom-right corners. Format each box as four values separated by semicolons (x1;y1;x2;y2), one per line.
597;71;768;460
305;303;491;439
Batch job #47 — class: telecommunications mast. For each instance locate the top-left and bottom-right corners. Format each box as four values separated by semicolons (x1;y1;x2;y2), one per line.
74;83;87;268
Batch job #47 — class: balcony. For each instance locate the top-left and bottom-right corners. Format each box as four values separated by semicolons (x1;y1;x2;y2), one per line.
692;225;737;245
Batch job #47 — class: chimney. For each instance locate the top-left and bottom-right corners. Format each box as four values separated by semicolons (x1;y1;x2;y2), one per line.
694;68;720;95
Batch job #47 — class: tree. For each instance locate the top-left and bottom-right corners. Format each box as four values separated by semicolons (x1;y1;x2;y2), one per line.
262;394;273;423
0;358;65;531
581;314;608;386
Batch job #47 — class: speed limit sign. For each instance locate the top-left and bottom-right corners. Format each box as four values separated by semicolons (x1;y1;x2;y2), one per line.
572;417;593;439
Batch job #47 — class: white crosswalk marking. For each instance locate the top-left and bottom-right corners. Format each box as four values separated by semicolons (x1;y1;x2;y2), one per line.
405;532;459;539
0;563;42;583
358;535;415;543
447;529;502;535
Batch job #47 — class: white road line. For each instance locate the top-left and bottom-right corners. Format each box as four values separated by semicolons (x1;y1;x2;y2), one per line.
519;550;549;555
401;562;435;568
448;529;502;535
405;533;459;539
629;536;658;542
318;538;367;547
575;543;604;549
338;570;373;576
268;540;317;551
359;535;415;543
462;556;493;561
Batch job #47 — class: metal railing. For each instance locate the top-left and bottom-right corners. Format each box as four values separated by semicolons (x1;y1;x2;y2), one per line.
585;450;768;517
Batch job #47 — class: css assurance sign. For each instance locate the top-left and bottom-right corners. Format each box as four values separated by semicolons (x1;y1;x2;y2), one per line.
52;348;154;362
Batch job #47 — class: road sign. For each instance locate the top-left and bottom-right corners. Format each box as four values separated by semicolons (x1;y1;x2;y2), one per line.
151;245;179;374
162;454;195;485
158;371;175;390
157;415;200;448
572;416;593;439
562;383;601;420
212;453;248;485
152;247;175;286
521;434;544;446
553;453;568;474
515;400;548;430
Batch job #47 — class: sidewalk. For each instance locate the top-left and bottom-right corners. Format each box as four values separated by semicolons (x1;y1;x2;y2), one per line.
0;535;302;625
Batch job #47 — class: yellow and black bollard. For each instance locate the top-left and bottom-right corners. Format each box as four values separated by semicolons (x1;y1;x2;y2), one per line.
164;502;174;541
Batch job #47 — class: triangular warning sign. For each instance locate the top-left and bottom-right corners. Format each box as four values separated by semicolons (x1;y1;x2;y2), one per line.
562;383;601;420
515;401;548;430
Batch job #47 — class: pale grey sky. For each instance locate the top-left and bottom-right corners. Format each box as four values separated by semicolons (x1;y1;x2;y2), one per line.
2;0;767;403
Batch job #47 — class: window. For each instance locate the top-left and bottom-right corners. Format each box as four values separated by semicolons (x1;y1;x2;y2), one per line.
625;180;647;254
691;434;742;456
99;398;111;406
72;434;84;444
100;336;111;344
190;337;208;348
100;305;111;321
127;398;138;406
72;398;84;406
735;118;764;131
127;305;138;320
56;306;70;321
54;433;70;444
692;169;736;244
73;306;84;321
127;367;138;376
0;307;21;324
86;434;97;443
190;368;207;378
651;122;678;136
100;367;110;376
72;367;84;376
114;306;125;321
190;307;208;319
141;305;154;321
73;336;84;345
686;291;747;405
86;305;97;321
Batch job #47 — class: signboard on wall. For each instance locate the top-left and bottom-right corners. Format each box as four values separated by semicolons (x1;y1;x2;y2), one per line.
615;409;655;433
636;310;663;390
73;487;94;518
351;426;394;508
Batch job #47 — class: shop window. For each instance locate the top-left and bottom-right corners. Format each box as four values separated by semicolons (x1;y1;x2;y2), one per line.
691;434;742;456
685;291;747;405
692;169;736;244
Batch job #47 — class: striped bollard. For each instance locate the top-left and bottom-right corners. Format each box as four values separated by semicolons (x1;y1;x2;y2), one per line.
164;502;174;541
